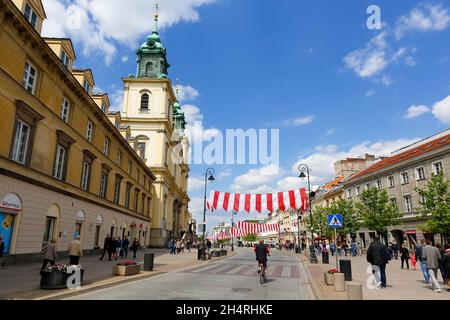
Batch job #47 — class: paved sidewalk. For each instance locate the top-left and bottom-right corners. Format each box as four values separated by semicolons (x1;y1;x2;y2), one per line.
302;251;450;300
0;248;233;300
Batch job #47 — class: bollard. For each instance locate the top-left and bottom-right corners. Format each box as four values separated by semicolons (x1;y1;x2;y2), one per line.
322;251;329;264
339;259;352;281
144;252;154;271
346;282;363;300
333;273;346;292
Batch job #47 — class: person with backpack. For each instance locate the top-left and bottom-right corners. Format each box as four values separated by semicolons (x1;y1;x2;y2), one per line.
367;236;391;288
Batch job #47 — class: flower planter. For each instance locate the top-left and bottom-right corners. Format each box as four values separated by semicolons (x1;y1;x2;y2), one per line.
113;264;141;276
40;269;84;290
324;272;334;285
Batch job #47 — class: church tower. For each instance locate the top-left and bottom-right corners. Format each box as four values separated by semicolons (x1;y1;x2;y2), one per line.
120;5;190;247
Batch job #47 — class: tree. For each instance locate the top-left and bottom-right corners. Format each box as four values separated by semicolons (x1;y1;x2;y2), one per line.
242;234;258;242
308;206;333;239
415;171;450;238
356;187;403;237
329;199;360;239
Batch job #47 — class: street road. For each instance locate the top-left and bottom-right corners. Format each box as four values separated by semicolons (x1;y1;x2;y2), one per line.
68;248;315;300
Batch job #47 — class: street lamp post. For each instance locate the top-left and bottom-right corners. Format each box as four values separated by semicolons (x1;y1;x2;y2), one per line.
298;164;317;263
231;211;236;252
202;168;215;239
296;209;302;253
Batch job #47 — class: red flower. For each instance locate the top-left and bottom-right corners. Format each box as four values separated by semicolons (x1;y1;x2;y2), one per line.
327;268;338;274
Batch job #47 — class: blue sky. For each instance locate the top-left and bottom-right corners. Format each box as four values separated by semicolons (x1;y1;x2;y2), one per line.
42;0;450;233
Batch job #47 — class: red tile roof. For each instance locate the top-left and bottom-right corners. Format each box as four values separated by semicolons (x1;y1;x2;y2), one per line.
323;176;344;189
347;132;450;182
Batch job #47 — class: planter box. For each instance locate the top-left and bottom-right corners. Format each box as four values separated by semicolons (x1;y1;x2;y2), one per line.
201;253;211;260
40;269;84;290
324;272;334;285
113;264;141;276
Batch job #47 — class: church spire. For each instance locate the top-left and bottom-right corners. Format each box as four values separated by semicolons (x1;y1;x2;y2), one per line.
154;4;159;32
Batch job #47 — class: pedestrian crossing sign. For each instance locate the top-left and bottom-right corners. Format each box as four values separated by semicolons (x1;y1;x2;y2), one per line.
328;214;343;228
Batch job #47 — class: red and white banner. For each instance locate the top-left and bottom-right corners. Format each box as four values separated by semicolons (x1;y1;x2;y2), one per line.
236;221;280;234
207;189;308;213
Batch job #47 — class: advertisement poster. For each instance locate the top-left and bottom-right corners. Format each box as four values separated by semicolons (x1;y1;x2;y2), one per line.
0;212;15;254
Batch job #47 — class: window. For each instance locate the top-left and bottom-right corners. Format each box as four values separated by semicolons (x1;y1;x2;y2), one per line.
60;50;70;68
147;197;151;216
140;93;149;109
113;175;122;204
356;186;361;196
101;103;108;113
127;160;132;175
365;183;371;190
419;194;426;205
103;138;110;156
137;169;140;183
432;161;444;175
401;172;409;184
390;198;397;207
388;176;395;188
42;217;56;244
138;142;146;160
346;189;352;199
376;179;382;190
53;145;66;180
94;225;101;248
86;121;93;142
22;62;37;94
141;194;146;214
24;3;38;29
416;167;425;180
99;168;108;199
116;151;122;167
134;189;140;211
404;195;412;213
11;120;30;164
114;119;120;129
60;97;70;123
125;183;132;208
80;160;90;191
83;79;91;93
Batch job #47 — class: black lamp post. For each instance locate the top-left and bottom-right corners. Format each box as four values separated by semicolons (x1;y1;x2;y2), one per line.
296;209;302;253
298;163;317;263
202;168;215;239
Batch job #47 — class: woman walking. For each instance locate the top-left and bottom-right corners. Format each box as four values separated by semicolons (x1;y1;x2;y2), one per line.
110;237;117;260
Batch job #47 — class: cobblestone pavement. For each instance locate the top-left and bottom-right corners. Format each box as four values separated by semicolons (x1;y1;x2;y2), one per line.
67;248;316;300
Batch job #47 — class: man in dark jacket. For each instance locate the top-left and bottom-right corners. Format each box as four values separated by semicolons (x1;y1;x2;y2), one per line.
99;235;111;261
254;240;270;275
367;236;390;288
415;239;429;283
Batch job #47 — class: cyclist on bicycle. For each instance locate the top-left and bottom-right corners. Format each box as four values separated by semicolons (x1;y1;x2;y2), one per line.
254;240;270;274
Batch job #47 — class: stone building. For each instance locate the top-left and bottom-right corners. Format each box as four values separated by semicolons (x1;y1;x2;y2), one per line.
0;0;156;263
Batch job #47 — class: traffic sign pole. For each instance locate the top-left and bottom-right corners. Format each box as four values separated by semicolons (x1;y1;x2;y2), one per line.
335;228;339;272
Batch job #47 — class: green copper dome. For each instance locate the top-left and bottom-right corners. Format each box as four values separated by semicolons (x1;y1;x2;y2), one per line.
135;30;170;78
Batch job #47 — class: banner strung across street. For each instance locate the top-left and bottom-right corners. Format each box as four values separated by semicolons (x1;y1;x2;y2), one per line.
208;222;281;241
207;188;308;213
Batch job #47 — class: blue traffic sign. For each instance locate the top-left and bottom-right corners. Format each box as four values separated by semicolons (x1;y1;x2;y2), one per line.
328;214;343;228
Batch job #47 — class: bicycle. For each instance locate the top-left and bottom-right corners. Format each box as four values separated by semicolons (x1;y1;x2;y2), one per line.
258;262;267;284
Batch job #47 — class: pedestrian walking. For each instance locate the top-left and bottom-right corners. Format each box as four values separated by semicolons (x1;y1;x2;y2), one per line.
392;241;399;260
116;237;122;259
410;252;417;270
0;237;5;267
436;242;446;283
122;236;129;258
330;241;336;256
169;239;175;255
367;236;390;288
350;240;357;257
415;239;430;283
400;244;410;269
422;239;442;292
110;236;117;260
443;244;450;291
131;238;139;259
99;234;111;261
206;239;212;252
176;240;181;254
68;235;83;265
40;239;57;273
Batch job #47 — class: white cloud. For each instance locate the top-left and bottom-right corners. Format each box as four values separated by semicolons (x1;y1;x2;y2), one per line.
230;164;283;193
177;85;199;102
325;129;335;136
109;89;124;111
395;3;450;40
284;115;314;127
405;105;431;119
121;56;129;63
188;177;204;192
366;89;375;97
432;95;450;125
218;168;232;180
42;0;216;63
380;75;394;87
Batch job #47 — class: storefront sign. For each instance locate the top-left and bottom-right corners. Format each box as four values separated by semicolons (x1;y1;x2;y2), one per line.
406;230;416;235
0;193;22;211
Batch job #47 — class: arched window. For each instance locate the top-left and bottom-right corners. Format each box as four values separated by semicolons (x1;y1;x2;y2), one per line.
140;93;149;109
145;62;153;77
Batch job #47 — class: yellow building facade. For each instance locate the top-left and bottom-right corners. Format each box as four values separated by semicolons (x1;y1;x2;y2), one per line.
0;0;156;262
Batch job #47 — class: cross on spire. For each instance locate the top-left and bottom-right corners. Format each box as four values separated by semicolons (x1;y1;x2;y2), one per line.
154;3;159;32
175;77;180;98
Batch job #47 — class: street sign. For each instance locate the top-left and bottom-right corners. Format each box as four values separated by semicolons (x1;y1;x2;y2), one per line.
328;214;343;228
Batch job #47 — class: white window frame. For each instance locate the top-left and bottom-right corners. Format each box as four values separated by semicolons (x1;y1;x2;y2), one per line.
22;62;37;94
419;194;426;205
11;120;31;164
356;186;361;196
99;170;108;198
388;175;395;188
60;50;70;68
80;160;90;191
86;121;93;142
404;195;412;213
365;183;371;190
24;3;38;29
83;79;91;93
116;151;122;166
53;145;66;180
376;179;382;190
400;172;409;184
415;167;425;181
103;138;109;156
60;97;70;123
101;103;108;113
432;161;444;175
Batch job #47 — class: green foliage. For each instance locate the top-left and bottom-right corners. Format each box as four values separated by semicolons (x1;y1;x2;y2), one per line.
356;187;403;235
415;172;450;236
196;235;204;242
308;205;333;239
242;234;258;242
